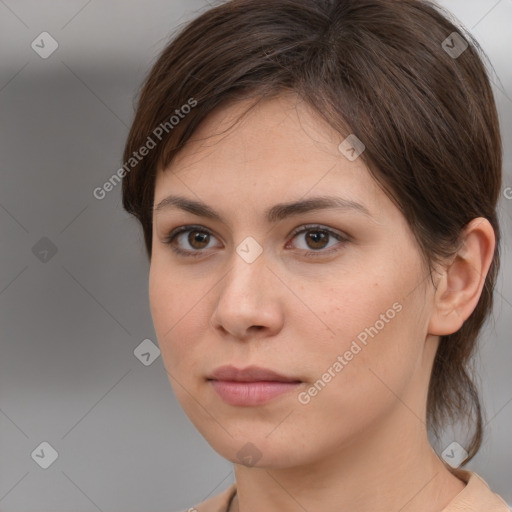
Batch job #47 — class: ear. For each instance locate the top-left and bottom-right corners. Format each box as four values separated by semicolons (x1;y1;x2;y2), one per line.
428;218;496;336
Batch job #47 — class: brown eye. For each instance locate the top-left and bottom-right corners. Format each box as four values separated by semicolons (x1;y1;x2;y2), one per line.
288;225;348;256
187;230;210;250
163;225;221;257
164;224;348;259
304;230;329;250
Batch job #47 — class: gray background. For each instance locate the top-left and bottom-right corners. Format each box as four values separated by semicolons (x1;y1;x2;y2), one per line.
0;0;511;510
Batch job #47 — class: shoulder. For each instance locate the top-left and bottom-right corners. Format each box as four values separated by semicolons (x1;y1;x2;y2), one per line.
172;483;237;512
443;469;510;512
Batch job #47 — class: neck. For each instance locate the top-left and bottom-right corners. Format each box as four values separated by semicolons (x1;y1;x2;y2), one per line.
230;411;465;512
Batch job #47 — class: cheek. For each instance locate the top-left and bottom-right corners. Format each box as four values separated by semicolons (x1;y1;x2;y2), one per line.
301;264;427;413
148;264;203;372
149;268;214;427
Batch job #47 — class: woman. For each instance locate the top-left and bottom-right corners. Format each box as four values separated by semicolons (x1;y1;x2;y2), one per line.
121;0;510;510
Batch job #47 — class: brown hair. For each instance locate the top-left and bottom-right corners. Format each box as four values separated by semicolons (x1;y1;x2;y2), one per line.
121;0;502;462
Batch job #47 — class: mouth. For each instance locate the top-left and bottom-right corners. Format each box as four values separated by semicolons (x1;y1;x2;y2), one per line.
207;365;303;406
207;364;302;383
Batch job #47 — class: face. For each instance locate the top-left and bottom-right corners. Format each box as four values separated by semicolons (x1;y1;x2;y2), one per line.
149;93;437;469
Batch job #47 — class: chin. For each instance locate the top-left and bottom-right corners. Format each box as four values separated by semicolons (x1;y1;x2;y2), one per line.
199;429;312;469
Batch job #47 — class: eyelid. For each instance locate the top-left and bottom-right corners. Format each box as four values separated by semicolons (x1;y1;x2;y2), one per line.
162;224;220;258
163;224;218;245
163;223;350;257
288;223;350;242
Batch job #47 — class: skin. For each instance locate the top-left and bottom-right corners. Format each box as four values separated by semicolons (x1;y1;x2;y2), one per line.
149;92;495;512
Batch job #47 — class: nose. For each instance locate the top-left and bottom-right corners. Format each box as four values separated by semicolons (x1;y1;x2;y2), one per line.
210;247;285;341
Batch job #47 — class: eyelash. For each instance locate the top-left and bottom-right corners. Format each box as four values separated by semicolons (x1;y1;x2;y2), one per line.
162;224;349;259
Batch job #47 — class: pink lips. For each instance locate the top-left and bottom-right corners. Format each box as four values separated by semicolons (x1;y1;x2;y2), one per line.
207;365;302;406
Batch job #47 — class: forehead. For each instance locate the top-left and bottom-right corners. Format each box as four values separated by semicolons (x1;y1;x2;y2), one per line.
153;93;387;221
171;94;340;165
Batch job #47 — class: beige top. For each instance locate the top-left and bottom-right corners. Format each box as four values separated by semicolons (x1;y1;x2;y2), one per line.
179;469;510;512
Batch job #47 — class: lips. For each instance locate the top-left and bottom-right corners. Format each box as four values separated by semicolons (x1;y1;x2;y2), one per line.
207;364;302;383
207;365;302;406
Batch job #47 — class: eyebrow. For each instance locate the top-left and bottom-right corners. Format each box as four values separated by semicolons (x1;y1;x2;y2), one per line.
154;194;372;224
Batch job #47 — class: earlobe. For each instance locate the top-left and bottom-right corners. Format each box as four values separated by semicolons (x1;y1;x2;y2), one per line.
428;218;496;336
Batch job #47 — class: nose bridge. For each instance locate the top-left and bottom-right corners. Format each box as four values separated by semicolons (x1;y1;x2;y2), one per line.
222;239;268;306
211;238;282;337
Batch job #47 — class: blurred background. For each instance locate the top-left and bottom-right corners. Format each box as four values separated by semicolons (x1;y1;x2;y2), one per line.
1;0;511;510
